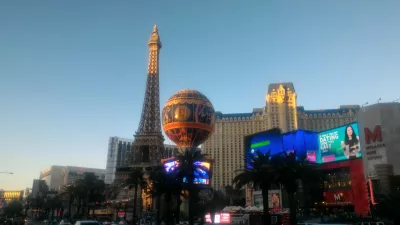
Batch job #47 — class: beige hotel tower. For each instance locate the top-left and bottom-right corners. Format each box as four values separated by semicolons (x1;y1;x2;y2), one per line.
202;82;360;189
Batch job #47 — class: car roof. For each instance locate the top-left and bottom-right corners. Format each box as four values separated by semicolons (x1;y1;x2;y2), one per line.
76;221;99;223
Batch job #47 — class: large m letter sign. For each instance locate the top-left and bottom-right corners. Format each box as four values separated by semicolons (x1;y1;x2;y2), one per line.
364;125;383;144
334;193;342;201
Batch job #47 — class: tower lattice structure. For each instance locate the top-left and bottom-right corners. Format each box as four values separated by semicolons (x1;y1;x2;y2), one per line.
129;25;165;168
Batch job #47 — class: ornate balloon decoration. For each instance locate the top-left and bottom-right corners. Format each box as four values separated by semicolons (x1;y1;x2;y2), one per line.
162;89;216;150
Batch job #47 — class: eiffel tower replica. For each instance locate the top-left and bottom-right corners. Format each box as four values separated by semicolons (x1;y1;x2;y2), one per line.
129;25;165;169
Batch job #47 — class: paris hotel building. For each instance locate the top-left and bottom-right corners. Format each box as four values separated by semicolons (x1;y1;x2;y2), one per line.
201;82;360;190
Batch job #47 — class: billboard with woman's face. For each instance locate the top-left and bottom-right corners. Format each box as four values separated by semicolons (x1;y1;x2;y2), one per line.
318;122;361;163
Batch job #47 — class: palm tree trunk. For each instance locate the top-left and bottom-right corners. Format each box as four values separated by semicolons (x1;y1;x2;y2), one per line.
155;195;161;225
68;200;72;219
188;191;194;225
164;193;172;225
210;211;215;224
132;184;139;225
287;192;297;225
261;188;271;225
174;193;181;224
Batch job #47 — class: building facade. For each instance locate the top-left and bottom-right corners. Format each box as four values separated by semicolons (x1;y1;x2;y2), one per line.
39;166;106;191
202;82;360;189
105;136;180;184
320;159;370;216
356;102;400;194
31;179;48;198
105;137;133;184
0;190;24;202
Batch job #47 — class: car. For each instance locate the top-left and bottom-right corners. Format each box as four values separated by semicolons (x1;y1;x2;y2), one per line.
60;220;72;225
74;221;101;225
24;219;35;225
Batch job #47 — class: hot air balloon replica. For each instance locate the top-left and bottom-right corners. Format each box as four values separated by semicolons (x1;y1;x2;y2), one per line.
162;89;216;151
161;89;216;186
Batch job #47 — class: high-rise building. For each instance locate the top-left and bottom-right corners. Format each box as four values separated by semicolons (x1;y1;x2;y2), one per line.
24;188;32;198
31;179;48;198
105;137;133;184
265;83;298;132
105;136;179;184
202;82;360;189
39;166;106;191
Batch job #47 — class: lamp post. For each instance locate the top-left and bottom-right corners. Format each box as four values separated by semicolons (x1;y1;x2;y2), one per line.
0;171;13;174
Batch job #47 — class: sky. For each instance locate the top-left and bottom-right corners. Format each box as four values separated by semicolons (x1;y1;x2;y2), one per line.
1;0;399;190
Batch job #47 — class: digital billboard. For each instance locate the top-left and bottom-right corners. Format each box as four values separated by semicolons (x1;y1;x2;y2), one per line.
245;128;319;168
163;159;211;185
245;128;283;168
248;129;283;156
318;122;361;163
282;130;319;163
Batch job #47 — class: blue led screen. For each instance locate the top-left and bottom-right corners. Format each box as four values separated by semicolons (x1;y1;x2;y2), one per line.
248;130;283;156
245;129;319;168
282;130;319;163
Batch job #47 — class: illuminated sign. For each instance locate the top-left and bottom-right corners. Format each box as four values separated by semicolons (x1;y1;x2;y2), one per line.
324;190;353;205
163;159;211;185
0;191;23;201
205;212;231;224
245;129;319;168
334;193;343;201
318;122;361;163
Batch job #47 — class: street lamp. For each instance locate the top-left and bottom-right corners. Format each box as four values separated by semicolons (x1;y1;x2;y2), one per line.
0;171;13;174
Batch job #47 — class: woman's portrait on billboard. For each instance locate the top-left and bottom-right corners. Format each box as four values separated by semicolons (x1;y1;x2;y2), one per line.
341;125;360;158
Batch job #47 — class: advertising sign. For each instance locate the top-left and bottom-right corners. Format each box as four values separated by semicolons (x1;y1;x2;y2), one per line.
363;125;387;177
163;159;211;185
204;213;231;224
248;129;283;156
323;190;354;205
318;122;361;163
268;190;281;209
282;130;319;163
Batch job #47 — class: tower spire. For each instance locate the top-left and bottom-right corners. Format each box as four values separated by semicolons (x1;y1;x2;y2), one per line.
147;24;162;75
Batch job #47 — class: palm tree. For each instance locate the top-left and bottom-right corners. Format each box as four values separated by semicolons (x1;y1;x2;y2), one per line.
174;150;209;225
104;182;123;201
31;196;45;219
224;185;245;206
60;184;78;218
43;194;63;220
125;168;147;225
3;200;23;218
272;152;321;225
233;150;276;225
25;194;33;217
149;165;184;225
74;172;106;217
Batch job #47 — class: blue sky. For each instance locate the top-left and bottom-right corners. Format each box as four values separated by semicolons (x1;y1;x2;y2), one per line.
1;0;399;190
